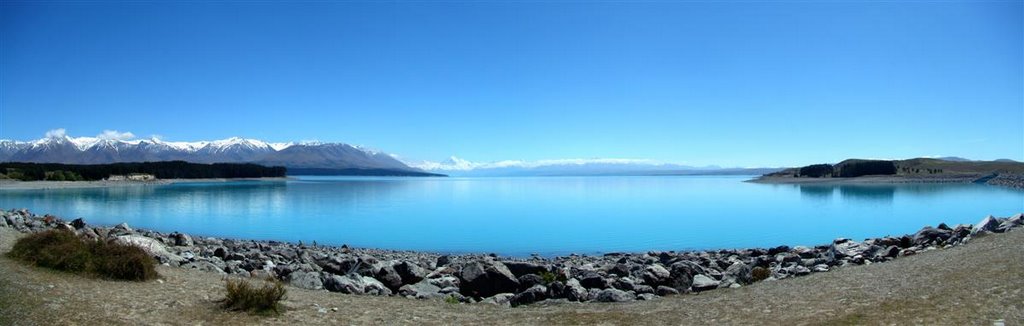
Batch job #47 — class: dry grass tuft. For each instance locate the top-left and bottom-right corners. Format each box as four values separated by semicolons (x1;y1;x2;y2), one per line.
221;277;287;315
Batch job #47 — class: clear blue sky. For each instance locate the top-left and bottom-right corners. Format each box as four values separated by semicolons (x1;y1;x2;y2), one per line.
1;1;1021;167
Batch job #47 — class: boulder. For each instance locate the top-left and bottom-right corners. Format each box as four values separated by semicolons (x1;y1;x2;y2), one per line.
428;276;461;289
114;235;182;264
518;274;544;290
563;278;588;301
398;280;442;298
113;222;133;233
594;289;634;303
361;276;392;296
912;227;952;245
607;263;631;277
667;261;701;290
70;218;87;229
458;260;519;298
829;240;870;259
503;261;548;277
374;263;404;291
288;271;324;290
510;284;548;307
394;261;427;285
436;255;452;267
637;293;657;301
181;261;225;274
324;274;362;294
972;215;1001;234
724;262;752;285
642;264;671;287
172;232;193;247
481;293;515;306
691;274;720;292
578;270;608;289
656;285;679;296
325;274;391;296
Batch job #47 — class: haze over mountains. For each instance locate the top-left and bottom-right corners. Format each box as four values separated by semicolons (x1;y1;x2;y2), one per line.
0;129;434;176
409;156;783;177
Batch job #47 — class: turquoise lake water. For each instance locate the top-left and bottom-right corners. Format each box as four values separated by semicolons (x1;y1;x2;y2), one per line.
1;176;1022;256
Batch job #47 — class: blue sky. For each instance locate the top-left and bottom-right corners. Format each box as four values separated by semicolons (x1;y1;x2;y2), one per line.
1;1;1021;167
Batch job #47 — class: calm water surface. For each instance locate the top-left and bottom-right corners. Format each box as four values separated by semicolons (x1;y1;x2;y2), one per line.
1;176;1021;256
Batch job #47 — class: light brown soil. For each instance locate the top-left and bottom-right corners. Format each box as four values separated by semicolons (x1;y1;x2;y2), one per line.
1;228;1022;325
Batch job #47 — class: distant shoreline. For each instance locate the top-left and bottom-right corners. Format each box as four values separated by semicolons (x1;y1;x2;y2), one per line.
748;174;1024;190
746;175;980;185
0;177;289;190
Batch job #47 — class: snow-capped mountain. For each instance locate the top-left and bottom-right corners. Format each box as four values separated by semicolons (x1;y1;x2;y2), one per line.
0;131;435;176
410;156;782;177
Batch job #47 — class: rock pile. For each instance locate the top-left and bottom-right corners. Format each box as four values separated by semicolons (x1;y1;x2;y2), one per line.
1;209;1021;307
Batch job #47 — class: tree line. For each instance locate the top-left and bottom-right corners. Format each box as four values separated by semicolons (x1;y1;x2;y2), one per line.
0;161;286;181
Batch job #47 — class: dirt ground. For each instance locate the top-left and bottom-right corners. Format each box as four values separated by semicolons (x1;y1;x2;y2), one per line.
1;228;1021;325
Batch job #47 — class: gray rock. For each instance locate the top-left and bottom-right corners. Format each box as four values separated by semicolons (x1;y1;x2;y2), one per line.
972;215;1001;234
913;227;952;245
324;274;362;294
114;222;132;232
181;261;225;274
361;275;392;296
394;261;427;285
503;261;548;277
642;264;671;286
691;274;720;292
398;280;442;298
481;293;514;306
459;260;520;298
637;293;657;301
114;235;182;265
436;255;452;267
288;271;324;290
564;278;588;302
172;232;193;247
324;274;391;296
594;288;634;303
792;265;811;276
70;218;86;229
510;284;548;307
582;272;610;290
428;276;461;289
518;274;544;290
374;263;404;291
656;285;680;296
724;262;752;285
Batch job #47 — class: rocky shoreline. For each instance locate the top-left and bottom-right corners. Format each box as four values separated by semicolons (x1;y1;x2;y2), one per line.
1;209;1022;307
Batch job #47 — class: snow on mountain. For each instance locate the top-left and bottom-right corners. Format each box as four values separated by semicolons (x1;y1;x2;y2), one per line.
410;156;668;171
0;129;426;174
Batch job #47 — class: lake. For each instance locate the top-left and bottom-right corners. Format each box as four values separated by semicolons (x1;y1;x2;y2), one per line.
1;176;1021;256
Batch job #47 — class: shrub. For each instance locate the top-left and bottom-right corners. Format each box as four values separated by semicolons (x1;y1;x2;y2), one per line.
751;266;771;282
444;295;459;304
89;241;159;281
6;229;158;281
221;277;287;315
539;271;566;284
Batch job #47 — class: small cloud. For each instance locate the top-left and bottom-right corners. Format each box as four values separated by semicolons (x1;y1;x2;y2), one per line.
96;130;135;140
44;128;67;139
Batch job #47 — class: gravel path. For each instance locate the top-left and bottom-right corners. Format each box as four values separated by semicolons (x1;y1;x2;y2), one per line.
1;228;1021;325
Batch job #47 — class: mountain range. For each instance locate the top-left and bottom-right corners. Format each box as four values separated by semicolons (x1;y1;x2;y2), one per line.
409;156;783;177
0;132;437;176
